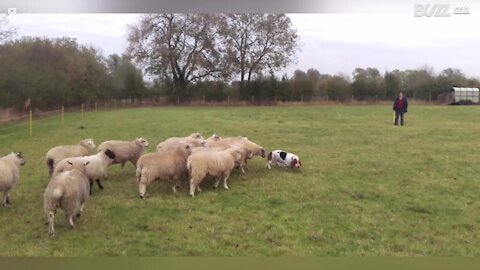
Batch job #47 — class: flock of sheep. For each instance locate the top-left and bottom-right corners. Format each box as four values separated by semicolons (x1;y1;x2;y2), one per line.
0;133;271;238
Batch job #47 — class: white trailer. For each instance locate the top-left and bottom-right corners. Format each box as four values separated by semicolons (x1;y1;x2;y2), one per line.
447;87;479;104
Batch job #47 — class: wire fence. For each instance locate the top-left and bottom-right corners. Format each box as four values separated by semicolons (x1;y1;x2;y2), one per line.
0;95;437;136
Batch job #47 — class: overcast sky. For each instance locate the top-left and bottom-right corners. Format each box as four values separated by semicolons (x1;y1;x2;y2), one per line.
6;12;480;79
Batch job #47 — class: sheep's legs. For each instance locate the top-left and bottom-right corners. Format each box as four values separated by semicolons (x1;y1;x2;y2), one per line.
77;203;85;218
138;182;147;199
130;159;138;169
2;191;9;207
189;181;196;197
213;178;221;189
48;212;55;238
96;179;104;191
68;216;75;228
89;179;94;195
223;174;230;190
239;163;246;175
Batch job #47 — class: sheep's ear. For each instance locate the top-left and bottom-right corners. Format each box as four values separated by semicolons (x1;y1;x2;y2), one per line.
67;161;73;165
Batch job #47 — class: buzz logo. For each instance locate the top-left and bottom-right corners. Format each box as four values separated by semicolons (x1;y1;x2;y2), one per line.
414;4;451;17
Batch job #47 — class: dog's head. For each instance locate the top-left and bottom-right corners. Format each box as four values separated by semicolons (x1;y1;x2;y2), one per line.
290;158;302;169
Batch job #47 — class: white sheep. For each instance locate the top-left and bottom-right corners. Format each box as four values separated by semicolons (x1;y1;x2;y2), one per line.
166;132;204;141
44;159;90;238
156;134;206;151
97;138;149;169
136;144;192;198
53;149;116;195
207;135;265;159
0;152;25;207
190;145;251;174
187;148;242;197
204;135;262;174
45;139;96;176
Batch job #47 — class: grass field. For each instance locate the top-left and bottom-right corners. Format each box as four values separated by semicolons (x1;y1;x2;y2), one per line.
0;105;480;256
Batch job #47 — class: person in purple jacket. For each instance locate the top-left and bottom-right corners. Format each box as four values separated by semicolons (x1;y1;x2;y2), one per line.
393;92;408;126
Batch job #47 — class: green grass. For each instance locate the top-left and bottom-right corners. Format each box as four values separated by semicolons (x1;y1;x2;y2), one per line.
1;105;480;256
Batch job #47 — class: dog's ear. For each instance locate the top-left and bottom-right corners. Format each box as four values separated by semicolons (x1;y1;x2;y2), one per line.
298;160;302;167
289;159;297;169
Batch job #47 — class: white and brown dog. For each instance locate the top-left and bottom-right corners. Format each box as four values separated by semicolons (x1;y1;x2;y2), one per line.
265;150;301;170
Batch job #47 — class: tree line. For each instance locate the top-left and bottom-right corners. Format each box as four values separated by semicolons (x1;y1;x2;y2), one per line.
0;36;145;110
1;14;479;111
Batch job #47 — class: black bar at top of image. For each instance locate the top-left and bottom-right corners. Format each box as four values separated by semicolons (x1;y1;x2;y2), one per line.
0;0;418;14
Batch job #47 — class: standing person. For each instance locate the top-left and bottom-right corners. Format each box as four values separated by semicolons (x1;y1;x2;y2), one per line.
393;92;408;126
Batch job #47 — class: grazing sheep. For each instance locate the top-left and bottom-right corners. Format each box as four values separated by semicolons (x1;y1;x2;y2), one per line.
205;135;264;173
44;159;90;238
192;144;252;174
187;148;242;197
54;149;116;195
0;152;25;207
156;134;206;151
136;144;192;198
98;138;149;169
45;139;96;176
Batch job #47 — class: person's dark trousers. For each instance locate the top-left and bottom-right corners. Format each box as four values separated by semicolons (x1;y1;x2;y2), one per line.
394;111;404;126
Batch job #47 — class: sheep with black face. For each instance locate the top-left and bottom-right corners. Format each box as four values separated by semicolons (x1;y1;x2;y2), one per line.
97;138;149;170
54;149;116;194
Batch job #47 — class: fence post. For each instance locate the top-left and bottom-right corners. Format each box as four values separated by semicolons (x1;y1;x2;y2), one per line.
375;95;378;103
227;96;230;105
326;96;329;102
177;96;180;105
301;95;304;102
95;102;98;112
81;104;84;118
251;96;254;105
61;105;64;126
29;110;32;136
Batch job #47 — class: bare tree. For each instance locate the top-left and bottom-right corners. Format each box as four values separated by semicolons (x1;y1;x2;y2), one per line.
0;14;16;44
127;14;228;98
220;14;299;83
